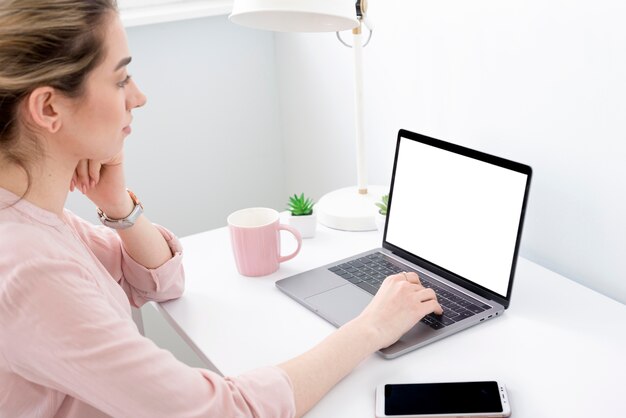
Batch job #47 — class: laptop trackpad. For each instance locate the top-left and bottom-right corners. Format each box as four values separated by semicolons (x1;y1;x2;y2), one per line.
305;285;372;327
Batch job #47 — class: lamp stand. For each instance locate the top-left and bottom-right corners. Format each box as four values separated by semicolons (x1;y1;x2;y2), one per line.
315;21;385;232
315;185;386;231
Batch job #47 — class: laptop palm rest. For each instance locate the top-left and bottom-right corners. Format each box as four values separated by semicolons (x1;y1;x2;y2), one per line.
305;286;372;327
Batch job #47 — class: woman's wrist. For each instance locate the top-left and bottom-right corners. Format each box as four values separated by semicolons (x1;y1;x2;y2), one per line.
342;316;383;354
97;190;134;219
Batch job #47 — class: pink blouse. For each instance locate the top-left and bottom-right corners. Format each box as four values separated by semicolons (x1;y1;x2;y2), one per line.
0;188;295;418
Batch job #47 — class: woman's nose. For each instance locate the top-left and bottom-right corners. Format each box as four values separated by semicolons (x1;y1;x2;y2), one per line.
128;79;147;109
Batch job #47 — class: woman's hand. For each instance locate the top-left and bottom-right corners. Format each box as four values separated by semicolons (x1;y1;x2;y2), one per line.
354;272;443;351
278;271;444;417
70;152;174;268
70;152;132;218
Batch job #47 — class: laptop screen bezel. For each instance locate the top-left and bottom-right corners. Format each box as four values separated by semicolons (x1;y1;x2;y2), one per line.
382;129;532;309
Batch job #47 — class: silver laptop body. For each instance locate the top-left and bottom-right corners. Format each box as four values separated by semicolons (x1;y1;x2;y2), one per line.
276;129;532;359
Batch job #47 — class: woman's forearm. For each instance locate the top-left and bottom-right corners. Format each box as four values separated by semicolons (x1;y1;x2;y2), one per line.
117;215;173;269
97;189;173;269
277;318;379;418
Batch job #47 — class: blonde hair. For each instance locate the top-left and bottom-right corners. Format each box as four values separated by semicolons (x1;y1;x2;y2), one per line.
0;0;118;190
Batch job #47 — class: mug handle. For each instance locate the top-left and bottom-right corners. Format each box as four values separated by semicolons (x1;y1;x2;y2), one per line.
278;224;302;263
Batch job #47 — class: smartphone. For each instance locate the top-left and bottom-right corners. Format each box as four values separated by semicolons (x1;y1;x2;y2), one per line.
375;381;511;418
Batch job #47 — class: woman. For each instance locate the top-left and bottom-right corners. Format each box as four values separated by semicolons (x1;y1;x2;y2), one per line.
0;1;442;417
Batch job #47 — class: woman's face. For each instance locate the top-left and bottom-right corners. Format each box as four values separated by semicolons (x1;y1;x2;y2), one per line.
59;13;146;162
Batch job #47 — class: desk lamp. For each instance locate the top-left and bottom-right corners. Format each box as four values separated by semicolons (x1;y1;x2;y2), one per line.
230;0;385;231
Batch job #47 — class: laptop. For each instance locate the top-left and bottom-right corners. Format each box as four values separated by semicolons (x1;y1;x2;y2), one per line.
276;129;532;359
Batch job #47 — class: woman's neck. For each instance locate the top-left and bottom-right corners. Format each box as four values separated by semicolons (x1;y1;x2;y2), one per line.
0;156;74;216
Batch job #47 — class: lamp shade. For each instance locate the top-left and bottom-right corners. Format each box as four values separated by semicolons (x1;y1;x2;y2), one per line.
229;0;359;32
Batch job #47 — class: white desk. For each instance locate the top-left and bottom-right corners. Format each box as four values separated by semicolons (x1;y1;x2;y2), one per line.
156;222;626;417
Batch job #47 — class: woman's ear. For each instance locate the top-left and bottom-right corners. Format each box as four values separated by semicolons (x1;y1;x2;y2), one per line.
25;87;63;133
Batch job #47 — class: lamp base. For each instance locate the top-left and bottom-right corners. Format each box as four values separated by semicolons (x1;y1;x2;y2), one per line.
314;185;387;231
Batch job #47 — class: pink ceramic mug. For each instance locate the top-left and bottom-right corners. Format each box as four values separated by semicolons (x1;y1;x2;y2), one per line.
227;207;302;277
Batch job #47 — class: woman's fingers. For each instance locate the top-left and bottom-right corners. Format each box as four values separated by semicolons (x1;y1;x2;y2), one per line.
422;299;444;316
412;286;443;315
404;271;422;285
401;274;443;315
415;287;437;303
72;159;103;193
388;271;421;286
386;272;442;315
74;160;89;193
88;159;101;187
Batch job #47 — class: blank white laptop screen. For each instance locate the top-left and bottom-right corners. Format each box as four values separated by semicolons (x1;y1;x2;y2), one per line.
385;137;528;297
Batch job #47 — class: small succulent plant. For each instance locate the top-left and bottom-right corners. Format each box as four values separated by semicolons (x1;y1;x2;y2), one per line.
287;193;314;216
375;194;389;216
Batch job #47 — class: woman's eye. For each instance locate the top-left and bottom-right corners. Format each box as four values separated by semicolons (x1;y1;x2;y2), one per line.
117;75;132;88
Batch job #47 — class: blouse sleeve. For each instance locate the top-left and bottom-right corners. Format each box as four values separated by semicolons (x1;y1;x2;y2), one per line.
64;210;185;307
0;257;296;418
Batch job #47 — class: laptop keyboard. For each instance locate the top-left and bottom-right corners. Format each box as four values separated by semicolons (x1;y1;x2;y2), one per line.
328;253;492;330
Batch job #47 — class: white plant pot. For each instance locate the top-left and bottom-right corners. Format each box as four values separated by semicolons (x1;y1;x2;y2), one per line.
375;212;387;232
287;212;317;238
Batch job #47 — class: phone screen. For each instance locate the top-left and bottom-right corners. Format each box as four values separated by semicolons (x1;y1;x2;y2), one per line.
384;381;503;415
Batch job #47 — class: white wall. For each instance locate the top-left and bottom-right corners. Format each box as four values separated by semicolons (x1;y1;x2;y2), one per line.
66;15;286;237
275;0;626;304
